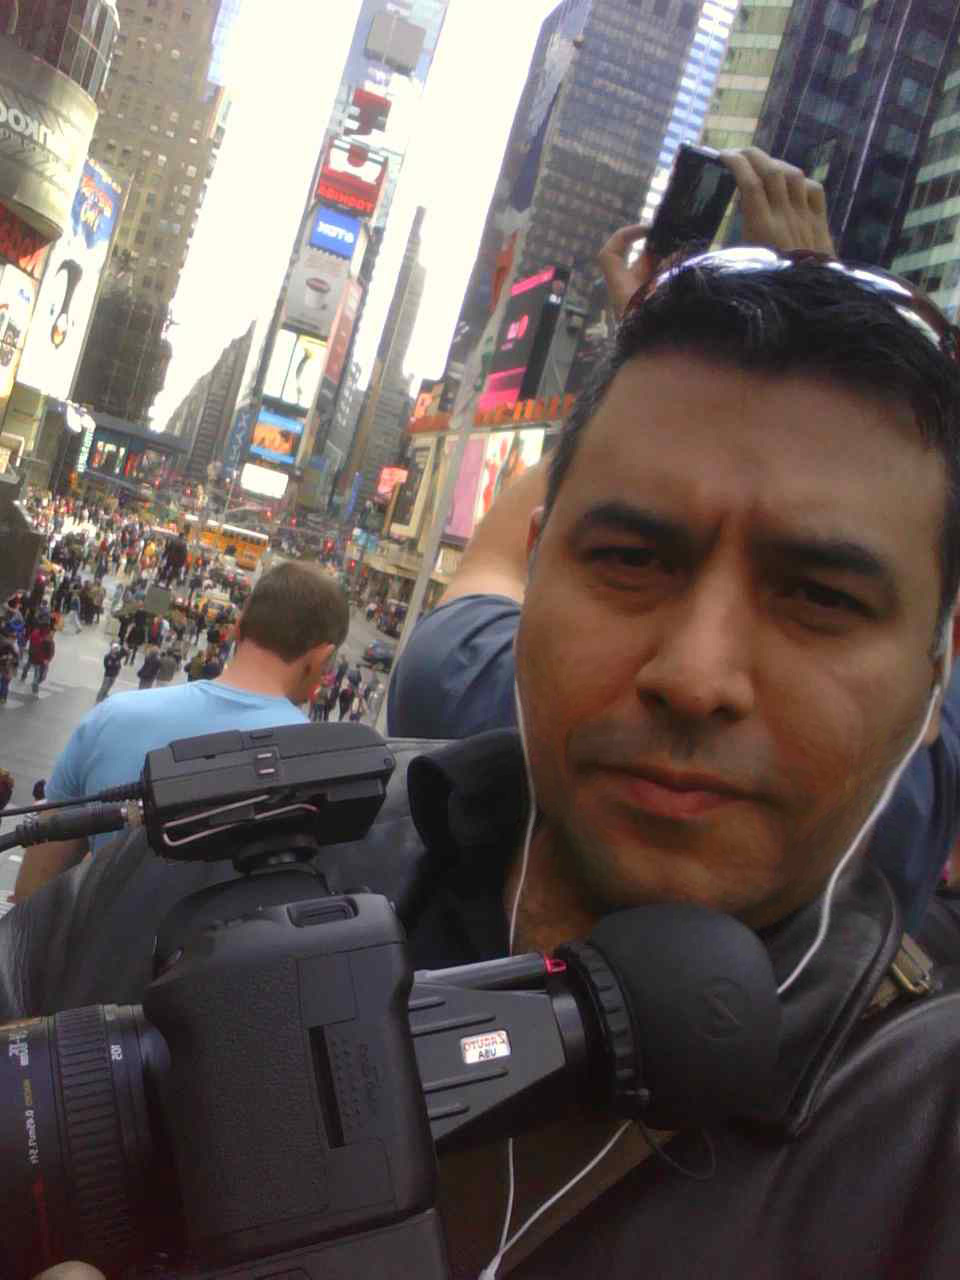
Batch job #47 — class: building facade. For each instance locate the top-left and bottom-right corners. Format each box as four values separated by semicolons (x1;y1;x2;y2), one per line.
237;0;448;519
704;1;960;269
640;0;739;225
72;0;240;423
163;321;253;481
516;0;700;304
891;41;960;316
338;207;426;514
701;0;790;153
0;1;118;478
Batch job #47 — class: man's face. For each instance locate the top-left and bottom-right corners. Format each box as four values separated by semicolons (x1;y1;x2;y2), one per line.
516;353;951;927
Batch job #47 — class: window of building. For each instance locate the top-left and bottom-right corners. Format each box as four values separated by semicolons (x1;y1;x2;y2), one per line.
171;48;182;60
898;76;931;115
142;276;154;290
157;154;168;167
911;29;943;69
886;124;916;158
135;230;146;246
145;192;157;208
185;164;198;178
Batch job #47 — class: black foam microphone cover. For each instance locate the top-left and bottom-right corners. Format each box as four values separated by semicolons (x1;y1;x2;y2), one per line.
588;903;781;1126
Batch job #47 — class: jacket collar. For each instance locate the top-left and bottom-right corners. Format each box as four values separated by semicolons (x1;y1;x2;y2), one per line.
407;731;903;1135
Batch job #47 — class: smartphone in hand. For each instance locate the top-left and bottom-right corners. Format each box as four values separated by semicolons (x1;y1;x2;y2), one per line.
646;143;736;259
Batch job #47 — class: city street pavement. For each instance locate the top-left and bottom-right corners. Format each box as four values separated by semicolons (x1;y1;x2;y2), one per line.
0;579;390;913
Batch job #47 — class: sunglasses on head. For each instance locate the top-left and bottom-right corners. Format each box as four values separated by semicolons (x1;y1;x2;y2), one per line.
623;247;960;365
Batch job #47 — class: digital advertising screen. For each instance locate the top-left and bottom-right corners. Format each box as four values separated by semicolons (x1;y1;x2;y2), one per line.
377;465;408;499
477;267;567;414
390;438;436;539
315;137;387;218
263;328;327;412
472;429;545;530
0;262;36;414
287;249;349;339
248;407;305;466
18;158;124;401
443;433;486;543
308;206;361;260
322;277;363;388
241;462;289;500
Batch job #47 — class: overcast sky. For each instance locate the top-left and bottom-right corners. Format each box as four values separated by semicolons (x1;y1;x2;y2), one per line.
153;0;557;428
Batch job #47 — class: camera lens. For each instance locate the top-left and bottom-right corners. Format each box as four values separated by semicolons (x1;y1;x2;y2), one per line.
0;1004;168;1280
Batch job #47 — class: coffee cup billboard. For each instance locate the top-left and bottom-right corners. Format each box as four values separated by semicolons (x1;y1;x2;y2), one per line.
287;249;349;340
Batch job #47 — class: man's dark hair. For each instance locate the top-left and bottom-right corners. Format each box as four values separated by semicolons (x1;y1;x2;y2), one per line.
237;561;349;662
546;260;960;636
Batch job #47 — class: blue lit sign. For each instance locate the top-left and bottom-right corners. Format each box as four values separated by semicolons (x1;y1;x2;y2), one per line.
309;206;360;259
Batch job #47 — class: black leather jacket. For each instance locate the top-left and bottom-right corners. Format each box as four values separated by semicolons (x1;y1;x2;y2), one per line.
2;736;960;1278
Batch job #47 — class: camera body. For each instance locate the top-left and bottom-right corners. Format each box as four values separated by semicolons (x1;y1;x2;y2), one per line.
144;893;441;1272
1;724;782;1279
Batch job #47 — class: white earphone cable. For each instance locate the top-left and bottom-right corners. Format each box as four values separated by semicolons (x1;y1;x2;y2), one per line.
777;634;950;995
479;686;632;1280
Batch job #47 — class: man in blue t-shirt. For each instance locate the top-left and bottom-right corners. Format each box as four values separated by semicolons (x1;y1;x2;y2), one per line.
12;561;349;902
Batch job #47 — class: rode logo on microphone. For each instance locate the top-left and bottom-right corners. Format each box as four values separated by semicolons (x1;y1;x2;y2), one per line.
700;978;748;1038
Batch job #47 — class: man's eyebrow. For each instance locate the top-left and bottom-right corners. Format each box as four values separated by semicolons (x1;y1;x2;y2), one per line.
761;533;900;599
570;504;901;597
570;502;691;546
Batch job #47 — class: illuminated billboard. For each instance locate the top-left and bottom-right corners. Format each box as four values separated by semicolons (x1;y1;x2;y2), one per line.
323;278;363;389
287;249;349;339
390;438;436;540
315;137;387;218
473;429;546;530
241;462;289;500
444;434;486;542
411;377;443;422
248;407;304;467
0;262;36;416
263;328;327;412
376;465;408;500
19;159;124;401
477;267;568;414
308;206;361;259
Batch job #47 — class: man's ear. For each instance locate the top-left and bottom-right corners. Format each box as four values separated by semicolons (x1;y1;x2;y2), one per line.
311;641;336;674
923;604;958;745
527;506;545;563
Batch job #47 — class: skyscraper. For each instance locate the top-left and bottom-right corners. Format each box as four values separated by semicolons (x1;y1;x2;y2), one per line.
640;0;739;225
450;0;701;373
235;0;448;515
701;1;791;153
337;207;426;514
890;42;960;316
72;0;241;423
516;0;700;305
709;1;960;267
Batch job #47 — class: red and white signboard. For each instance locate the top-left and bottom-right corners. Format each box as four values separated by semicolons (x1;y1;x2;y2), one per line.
315;137;387;218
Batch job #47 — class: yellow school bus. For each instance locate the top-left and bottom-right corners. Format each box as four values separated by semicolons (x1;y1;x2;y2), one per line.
184;517;269;571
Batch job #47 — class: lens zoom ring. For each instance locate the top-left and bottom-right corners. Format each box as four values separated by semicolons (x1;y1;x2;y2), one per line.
558;942;637;1097
54;1007;136;1255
